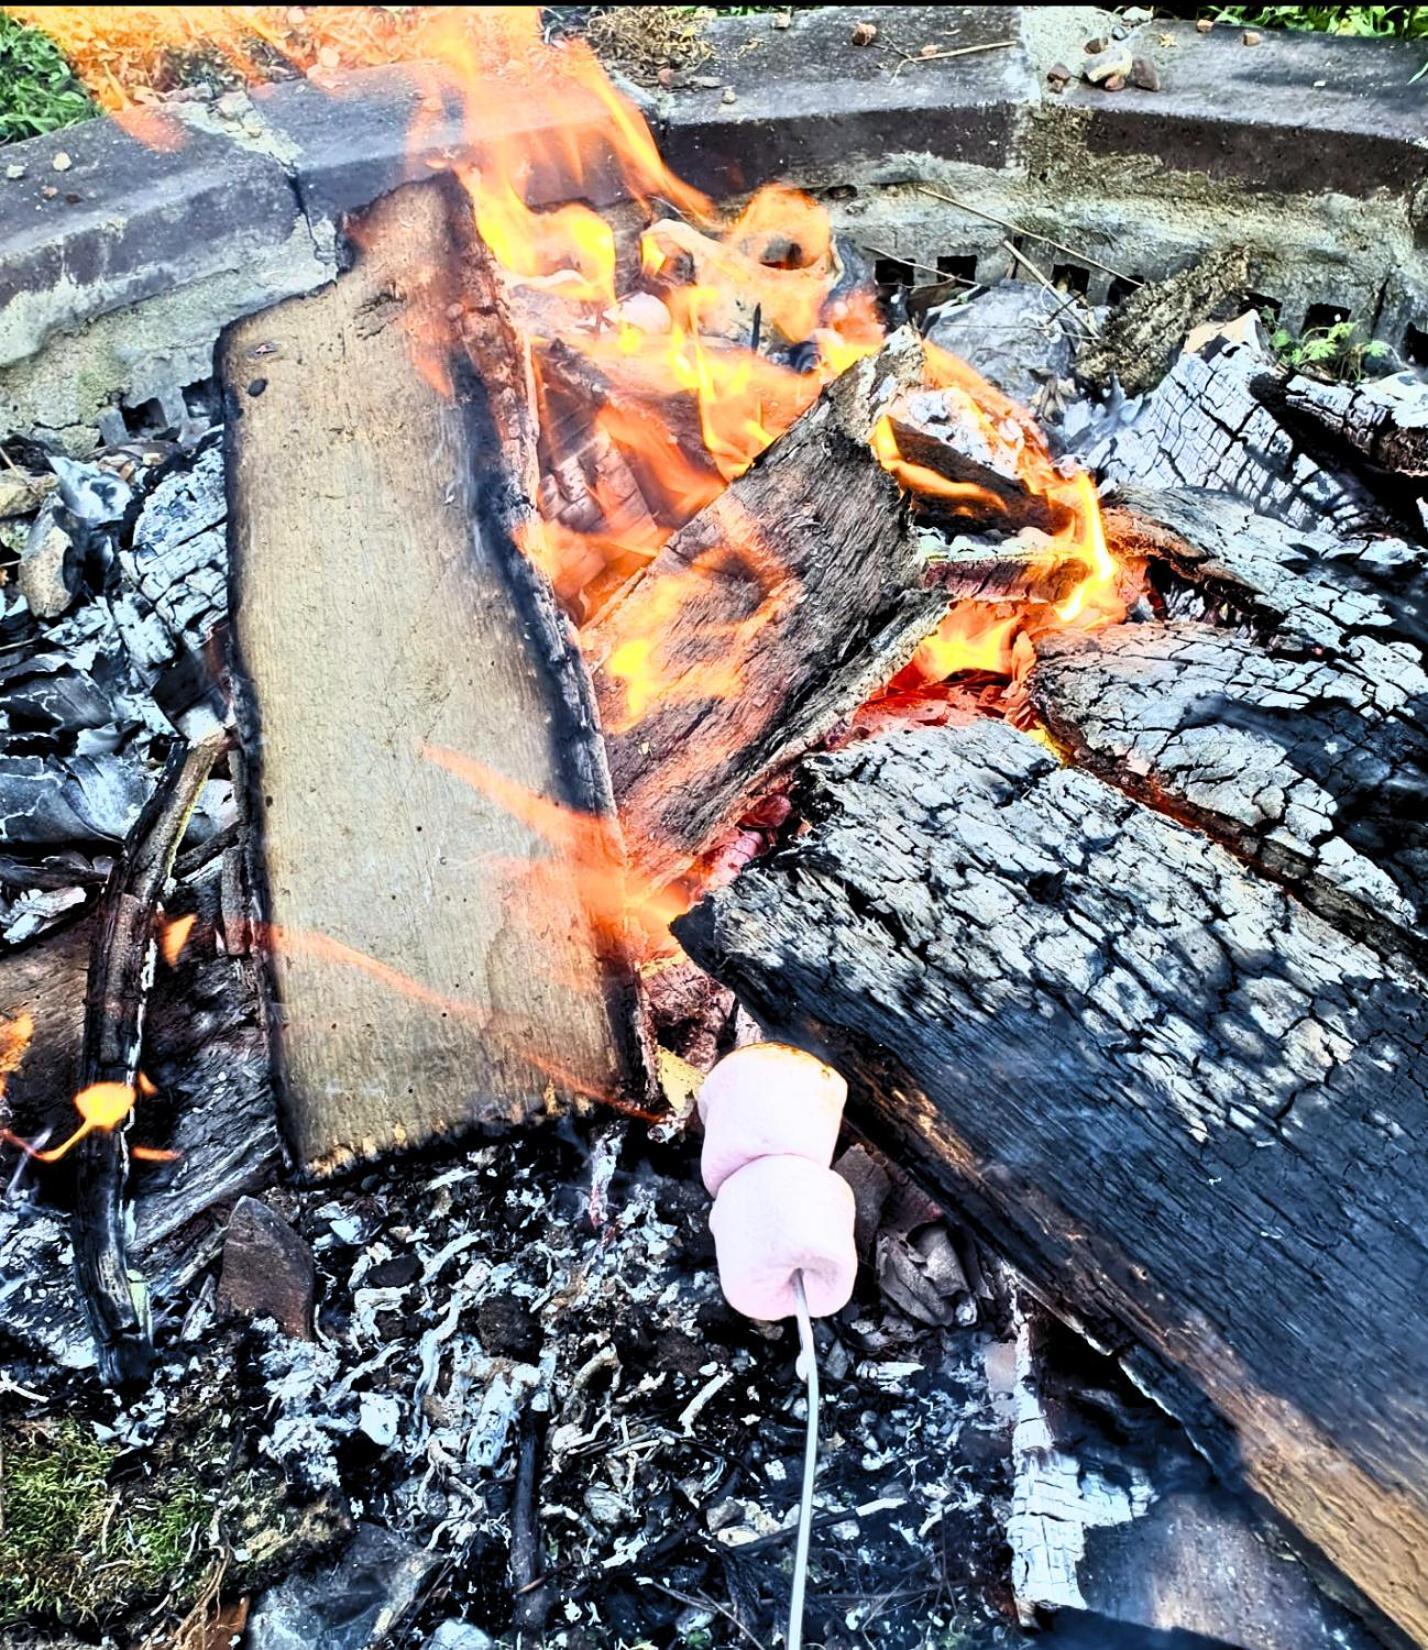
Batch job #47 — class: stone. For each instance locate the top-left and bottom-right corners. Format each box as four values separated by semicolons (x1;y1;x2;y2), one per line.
1129;55;1160;91
850;20;878;45
422;1623;497;1650
17;501;78;620
1243;30;1263;46
247;1523;437;1650
217;1196;316;1339
1082;43;1134;85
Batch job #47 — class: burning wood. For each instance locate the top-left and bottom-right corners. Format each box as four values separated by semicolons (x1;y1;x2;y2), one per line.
221;177;649;1176
586;330;948;884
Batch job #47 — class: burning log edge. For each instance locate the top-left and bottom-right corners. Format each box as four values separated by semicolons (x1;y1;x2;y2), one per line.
222;177;650;1176
677;716;1428;1650
587;329;952;886
75;730;225;1386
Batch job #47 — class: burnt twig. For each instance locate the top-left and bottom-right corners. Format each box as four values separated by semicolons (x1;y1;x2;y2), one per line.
74;731;225;1386
510;1410;551;1639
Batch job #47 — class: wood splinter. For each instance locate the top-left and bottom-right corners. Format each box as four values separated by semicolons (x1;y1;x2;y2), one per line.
74;731;225;1386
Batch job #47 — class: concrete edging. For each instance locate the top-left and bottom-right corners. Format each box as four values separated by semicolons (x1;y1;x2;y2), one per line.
0;5;1423;435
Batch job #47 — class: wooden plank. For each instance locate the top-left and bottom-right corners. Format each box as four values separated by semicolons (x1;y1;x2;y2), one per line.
678;717;1428;1649
584;332;947;885
222;179;646;1175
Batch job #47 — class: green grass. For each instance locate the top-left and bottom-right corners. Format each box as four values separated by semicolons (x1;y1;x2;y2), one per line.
0;13;95;145
1205;5;1428;36
0;1418;210;1629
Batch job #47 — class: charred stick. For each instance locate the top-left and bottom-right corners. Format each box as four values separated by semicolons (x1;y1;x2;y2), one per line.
74;731;225;1387
510;1411;551;1638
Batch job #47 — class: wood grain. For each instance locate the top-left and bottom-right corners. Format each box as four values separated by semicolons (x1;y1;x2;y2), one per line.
222;180;645;1175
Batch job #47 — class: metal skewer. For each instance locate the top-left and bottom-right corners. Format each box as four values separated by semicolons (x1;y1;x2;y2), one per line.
788;1268;819;1650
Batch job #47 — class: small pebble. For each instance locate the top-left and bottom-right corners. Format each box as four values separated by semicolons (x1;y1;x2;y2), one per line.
1046;62;1072;86
1196;16;1214;31
1130;55;1161;91
1242;30;1262;45
1084;35;1107;54
1104;73;1127;92
247;377;269;397
52;152;72;172
721;85;737;104
772;11;791;27
1313;78;1327;88
5;163;24;181
1082;42;1134;85
657;65;674;88
40;185;58;199
690;73;721;89
850;19;878;46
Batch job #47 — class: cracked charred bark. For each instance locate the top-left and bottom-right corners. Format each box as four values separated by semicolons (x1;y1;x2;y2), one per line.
1079;340;1388;536
1040;489;1428;962
677;719;1428;1650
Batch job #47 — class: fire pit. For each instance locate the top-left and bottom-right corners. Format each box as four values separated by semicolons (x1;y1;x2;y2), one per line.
0;7;1425;1650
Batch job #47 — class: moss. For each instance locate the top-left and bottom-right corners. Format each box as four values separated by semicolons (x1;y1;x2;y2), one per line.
0;1419;213;1629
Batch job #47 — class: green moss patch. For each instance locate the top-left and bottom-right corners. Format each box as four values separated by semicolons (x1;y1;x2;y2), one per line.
0;1418;208;1628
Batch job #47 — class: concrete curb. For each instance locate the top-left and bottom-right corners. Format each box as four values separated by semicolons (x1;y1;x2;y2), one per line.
0;6;1423;432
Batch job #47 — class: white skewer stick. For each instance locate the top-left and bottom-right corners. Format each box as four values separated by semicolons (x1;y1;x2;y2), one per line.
788;1268;819;1650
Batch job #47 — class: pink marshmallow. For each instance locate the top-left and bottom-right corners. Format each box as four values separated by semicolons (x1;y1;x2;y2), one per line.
698;1042;848;1195
709;1154;857;1320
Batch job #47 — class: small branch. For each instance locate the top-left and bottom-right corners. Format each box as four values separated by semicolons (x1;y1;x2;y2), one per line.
510;1411;551;1639
916;184;1139;286
73;731;225;1387
1000;238;1098;337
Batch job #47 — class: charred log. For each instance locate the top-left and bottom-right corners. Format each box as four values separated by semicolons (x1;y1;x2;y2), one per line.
587;330;949;884
0;851;278;1373
1278;371;1428;482
222;178;649;1176
1078;339;1388;537
678;718;1428;1649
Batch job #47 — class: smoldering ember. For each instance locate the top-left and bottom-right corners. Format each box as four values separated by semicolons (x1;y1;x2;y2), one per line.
0;4;1426;1648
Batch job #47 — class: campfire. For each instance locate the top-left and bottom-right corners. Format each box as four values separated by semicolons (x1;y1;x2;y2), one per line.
1;6;1426;1650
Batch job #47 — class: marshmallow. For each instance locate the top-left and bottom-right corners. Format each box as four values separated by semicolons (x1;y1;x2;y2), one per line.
698;1042;848;1196
709;1154;857;1320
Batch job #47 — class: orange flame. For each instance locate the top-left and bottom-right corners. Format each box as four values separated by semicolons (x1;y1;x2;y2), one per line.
158;911;197;968
420;743;689;957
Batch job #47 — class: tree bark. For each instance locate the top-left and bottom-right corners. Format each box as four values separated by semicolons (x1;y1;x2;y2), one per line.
222;178;648;1176
1078;339;1389;536
677;717;1428;1650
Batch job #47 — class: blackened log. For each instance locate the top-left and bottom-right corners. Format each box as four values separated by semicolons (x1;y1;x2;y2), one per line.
223;178;649;1176
1279;371;1428;481
74;731;223;1384
1029;620;1428;965
881;389;1059;535
1007;1301;1381;1650
1030;488;1428;964
586;331;948;884
677;719;1428;1649
1078;340;1386;536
